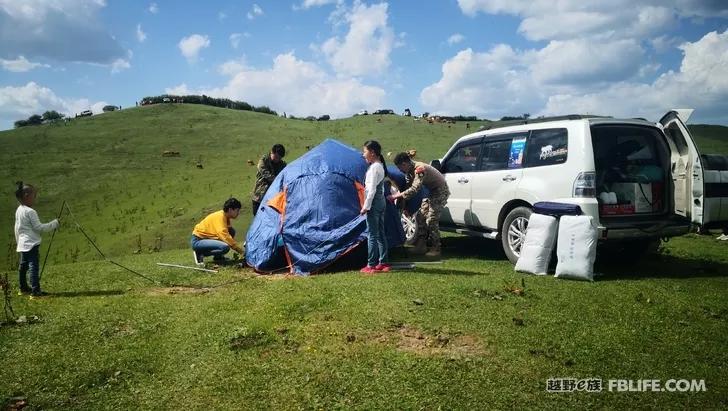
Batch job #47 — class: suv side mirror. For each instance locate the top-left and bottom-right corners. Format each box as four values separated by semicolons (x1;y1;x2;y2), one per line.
430;159;442;172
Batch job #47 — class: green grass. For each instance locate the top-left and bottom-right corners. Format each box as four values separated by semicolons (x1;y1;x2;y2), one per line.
1;105;728;409
0;105;474;265
1;235;727;409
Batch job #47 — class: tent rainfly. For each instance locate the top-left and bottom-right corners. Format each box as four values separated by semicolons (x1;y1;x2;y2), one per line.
246;138;405;274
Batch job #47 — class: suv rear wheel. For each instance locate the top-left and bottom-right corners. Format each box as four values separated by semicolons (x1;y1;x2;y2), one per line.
501;206;532;264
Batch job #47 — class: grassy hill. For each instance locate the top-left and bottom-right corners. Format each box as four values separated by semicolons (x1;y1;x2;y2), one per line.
0;105;480;267
1;105;727;268
1;105;727;409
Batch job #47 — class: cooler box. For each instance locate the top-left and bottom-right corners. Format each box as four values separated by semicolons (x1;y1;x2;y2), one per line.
610;182;662;213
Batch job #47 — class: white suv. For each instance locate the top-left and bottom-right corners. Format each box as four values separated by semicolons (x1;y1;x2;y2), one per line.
429;110;727;263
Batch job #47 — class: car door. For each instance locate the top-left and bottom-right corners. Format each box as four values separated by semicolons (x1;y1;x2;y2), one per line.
659;109;705;224
700;154;728;225
469;133;527;230
440;139;483;226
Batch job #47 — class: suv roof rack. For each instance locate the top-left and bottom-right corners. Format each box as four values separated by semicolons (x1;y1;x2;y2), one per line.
477;114;611;131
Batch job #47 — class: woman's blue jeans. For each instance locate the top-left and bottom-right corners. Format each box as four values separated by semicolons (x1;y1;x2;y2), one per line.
366;199;388;267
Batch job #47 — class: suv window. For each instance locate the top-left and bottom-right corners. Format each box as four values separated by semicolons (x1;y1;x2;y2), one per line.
479;138;513;171
524;128;568;167
442;142;481;173
477;133;528;171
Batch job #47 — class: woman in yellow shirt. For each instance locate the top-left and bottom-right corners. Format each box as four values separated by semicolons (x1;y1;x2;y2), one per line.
191;198;243;266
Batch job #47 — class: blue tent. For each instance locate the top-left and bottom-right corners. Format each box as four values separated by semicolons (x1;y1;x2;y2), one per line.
245;139;405;275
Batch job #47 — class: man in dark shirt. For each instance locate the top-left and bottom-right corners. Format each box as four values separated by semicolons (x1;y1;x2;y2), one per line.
251;144;286;215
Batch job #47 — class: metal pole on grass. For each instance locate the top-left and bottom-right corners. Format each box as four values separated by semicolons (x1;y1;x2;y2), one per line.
39;200;66;281
156;263;219;273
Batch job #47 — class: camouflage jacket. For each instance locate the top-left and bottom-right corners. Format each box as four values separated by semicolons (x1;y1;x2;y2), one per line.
401;161;448;200
252;155;287;202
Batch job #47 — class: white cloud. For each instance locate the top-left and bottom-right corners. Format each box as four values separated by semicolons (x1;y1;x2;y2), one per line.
178;34;210;63
421;30;728;124
110;58;130;73
218;11;226;21
319;2;396;77
136;23;147;43
455;0;723;42
0;0;126;65
651;35;683;53
218;57;247;76
169;52;386;118
105;49;132;73
0;56;49;72
0;82;107;129
148;2;158;14
447;33;465;45
296;0;341;9
420;46;539;119
164;83;192;95
229;32;250;49
532;39;644;85
247;4;263;20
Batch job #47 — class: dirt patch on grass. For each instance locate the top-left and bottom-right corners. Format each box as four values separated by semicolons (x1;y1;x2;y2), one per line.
228;327;276;351
102;321;136;338
372;324;487;357
146;286;210;296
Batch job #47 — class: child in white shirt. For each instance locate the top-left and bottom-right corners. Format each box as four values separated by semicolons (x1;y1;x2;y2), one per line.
14;182;59;296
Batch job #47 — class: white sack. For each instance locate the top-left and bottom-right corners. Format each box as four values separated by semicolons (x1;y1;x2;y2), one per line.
515;213;558;275
555;215;598;281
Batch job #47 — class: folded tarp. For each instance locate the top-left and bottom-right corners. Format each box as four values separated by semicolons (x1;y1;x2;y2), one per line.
555;215;598;281
515;213;558;275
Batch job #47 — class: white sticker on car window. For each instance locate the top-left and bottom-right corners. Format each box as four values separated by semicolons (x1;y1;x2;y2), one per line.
509;137;526;168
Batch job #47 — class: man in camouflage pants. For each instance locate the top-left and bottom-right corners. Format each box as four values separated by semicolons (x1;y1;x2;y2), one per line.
389;152;450;257
251;144;287;215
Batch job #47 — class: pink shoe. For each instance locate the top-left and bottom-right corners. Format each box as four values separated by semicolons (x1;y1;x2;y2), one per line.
360;266;377;274
374;263;391;272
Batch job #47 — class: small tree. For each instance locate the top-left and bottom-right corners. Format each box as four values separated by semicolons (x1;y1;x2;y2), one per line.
26;114;42;125
14;119;28;128
42;110;63;121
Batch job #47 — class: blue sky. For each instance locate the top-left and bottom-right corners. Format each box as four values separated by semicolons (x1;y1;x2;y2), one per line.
1;0;727;130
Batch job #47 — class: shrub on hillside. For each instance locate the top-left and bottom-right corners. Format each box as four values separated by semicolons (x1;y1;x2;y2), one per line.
140;94;277;116
42;110;64;121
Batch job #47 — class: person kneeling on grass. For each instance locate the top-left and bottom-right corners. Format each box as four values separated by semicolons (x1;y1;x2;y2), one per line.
191;198;244;266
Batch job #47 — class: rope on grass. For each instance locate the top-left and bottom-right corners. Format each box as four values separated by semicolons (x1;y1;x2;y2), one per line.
65;202;160;285
58;201;251;290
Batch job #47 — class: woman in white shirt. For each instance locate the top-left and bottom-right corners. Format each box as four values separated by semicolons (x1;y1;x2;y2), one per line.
14;182;59;296
360;140;390;273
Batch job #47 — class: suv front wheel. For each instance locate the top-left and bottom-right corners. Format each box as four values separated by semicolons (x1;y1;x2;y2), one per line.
501;206;532;264
401;211;420;245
